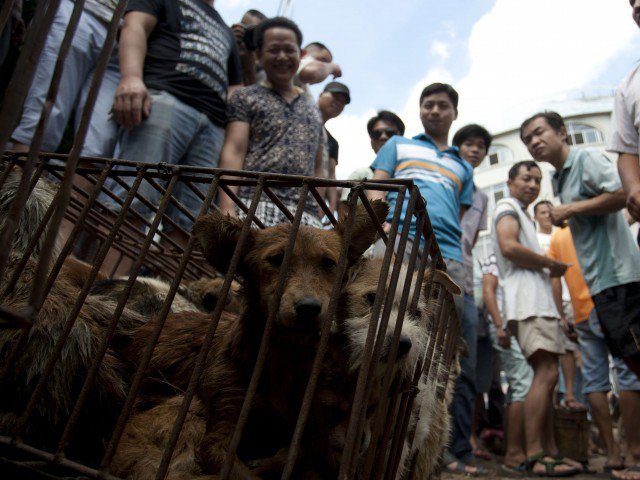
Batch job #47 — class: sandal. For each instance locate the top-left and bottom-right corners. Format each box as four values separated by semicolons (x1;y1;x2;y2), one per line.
525;451;579;477
501;463;528;477
473;448;493;461
443;451;484;477
611;465;640;480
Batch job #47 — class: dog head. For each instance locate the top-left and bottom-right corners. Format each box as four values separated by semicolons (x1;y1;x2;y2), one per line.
193;201;387;332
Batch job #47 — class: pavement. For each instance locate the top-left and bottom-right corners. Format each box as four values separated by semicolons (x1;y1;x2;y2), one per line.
442;453;614;480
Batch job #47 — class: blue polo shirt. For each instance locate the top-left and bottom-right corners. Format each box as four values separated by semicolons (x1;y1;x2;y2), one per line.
371;133;474;262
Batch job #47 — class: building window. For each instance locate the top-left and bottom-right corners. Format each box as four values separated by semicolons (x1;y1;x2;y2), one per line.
479;145;514;169
482;182;510;223
566;123;604;146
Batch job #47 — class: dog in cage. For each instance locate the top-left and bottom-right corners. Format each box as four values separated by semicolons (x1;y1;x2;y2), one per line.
0;168;150;462
192;201;389;479
110;201;389;479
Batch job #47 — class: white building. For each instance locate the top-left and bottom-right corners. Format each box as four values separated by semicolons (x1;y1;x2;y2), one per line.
472;91;616;261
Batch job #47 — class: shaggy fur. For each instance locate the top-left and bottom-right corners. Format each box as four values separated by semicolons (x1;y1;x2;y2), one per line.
193;202;388;479
110;201;388;479
0;253;147;463
90;276;200;318
0;168;60;261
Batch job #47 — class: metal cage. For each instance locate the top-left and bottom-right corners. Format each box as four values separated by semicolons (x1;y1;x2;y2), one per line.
0;1;461;478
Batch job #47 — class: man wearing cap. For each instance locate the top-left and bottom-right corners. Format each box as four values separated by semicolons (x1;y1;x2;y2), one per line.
317;81;350;215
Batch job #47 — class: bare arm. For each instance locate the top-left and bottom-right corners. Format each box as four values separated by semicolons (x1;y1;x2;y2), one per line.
298;60;342;85
618;153;640;222
217;121;250;216
367;169;391;202
482;274;503;331
550;190;626;225
113;11;158;129
551;277;564;320
495;215;568;276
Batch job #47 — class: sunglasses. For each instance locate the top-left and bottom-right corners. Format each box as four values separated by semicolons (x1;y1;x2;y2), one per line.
370;128;399;140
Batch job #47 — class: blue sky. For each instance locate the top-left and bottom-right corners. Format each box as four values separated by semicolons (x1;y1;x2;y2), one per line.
216;0;640;177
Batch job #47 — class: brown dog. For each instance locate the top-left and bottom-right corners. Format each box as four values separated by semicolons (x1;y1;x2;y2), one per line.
193;201;388;479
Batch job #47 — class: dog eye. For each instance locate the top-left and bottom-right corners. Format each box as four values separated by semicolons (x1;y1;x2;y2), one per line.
321;257;337;270
267;253;284;266
364;292;376;306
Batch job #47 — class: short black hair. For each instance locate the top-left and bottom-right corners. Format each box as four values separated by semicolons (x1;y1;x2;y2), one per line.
452;124;492;150
254;17;303;50
519;111;566;142
419;83;459;109
304;41;332;56
533;200;553;215
244;9;267;21
508;160;541;180
366;110;406;137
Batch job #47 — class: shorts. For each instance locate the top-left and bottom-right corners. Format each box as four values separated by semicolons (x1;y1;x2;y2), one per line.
575;309;640;394
11;0;119;156
592;281;640;358
105;90;224;233
510;316;565;359
490;330;533;403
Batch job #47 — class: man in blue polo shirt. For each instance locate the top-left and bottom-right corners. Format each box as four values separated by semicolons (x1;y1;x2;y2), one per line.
368;82;476;474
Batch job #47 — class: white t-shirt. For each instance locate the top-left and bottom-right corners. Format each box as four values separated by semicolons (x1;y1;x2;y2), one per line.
491;198;561;323
609;62;640;157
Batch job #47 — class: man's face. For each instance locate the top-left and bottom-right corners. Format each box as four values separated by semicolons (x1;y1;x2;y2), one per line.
305;45;332;63
370;120;400;153
419;92;457;139
521;117;567;163
258;28;301;85
633;0;640;28
458;135;487;169
317;91;348;121
534;204;553;233
508;166;542;207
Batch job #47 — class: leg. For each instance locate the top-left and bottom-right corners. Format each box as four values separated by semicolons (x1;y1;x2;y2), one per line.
446;293;478;465
575;317;622;468
504;401;527;468
559;351;582;409
11;0;98;151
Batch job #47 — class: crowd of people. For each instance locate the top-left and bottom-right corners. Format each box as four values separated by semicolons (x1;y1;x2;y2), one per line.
3;0;640;478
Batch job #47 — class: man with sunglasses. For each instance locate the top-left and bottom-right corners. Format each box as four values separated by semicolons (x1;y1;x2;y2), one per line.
338;110;405;219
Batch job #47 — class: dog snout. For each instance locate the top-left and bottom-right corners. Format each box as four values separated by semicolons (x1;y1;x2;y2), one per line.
294;297;322;319
397;335;412;360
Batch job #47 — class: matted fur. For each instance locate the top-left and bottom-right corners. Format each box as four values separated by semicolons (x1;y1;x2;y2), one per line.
193;202;387;479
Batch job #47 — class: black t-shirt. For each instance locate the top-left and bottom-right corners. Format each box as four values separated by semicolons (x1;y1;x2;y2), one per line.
127;0;242;126
326;129;339;164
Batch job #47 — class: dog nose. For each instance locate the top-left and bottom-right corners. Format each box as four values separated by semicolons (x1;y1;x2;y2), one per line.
294;297;322;319
396;336;412;360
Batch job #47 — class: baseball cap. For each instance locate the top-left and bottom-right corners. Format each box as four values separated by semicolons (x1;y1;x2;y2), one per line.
323;81;351;104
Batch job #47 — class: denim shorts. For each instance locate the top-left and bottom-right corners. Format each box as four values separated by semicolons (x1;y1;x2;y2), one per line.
575;309;640;394
11;0;119;156
105;90;224;233
490;329;533;403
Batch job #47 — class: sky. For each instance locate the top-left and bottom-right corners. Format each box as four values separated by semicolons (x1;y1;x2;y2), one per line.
216;0;640;178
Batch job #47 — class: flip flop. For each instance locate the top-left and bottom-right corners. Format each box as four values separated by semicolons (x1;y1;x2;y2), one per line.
525;451;579;477
611;465;640;480
501;463;528;477
604;464;626;473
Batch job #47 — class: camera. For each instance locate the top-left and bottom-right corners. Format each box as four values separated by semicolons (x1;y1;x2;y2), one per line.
243;25;257;52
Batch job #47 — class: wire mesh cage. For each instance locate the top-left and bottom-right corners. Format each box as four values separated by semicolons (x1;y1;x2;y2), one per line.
0;154;462;480
0;0;462;477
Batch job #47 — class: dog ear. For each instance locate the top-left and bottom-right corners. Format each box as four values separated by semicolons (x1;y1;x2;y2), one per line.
192;212;253;274
336;199;389;264
424;269;462;296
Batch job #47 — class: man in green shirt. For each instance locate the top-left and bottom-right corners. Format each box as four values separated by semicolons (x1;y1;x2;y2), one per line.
520;111;640;381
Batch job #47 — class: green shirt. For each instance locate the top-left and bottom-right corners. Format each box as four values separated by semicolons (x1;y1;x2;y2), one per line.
556;148;640;295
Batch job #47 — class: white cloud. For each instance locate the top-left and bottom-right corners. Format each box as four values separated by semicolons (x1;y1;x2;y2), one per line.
326;110;377;179
454;0;637;132
430;40;451;61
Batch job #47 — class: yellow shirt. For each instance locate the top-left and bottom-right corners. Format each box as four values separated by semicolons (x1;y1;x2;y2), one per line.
547;227;594;324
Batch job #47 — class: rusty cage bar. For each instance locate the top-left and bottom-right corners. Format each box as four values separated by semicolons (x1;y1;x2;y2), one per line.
0;0;462;477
